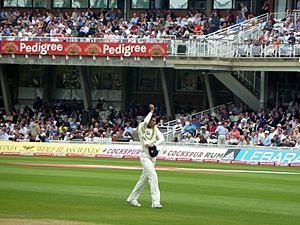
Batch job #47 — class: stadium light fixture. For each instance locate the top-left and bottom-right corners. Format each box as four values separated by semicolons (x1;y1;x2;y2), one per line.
299;57;300;63
137;57;140;61
134;56;136;61
150;57;153;61
93;55;96;60
39;55;42;59
52;55;55;60
25;54;28;59
163;57;166;62
0;54;2;58
106;56;110;61
66;55;69;60
120;56;123;61
79;56;82;60
12;54;15;59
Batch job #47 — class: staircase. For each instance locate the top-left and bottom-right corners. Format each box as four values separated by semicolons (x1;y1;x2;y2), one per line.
212;72;260;111
159;102;232;142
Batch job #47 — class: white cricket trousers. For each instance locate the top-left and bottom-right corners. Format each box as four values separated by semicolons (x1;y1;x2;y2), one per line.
127;156;160;205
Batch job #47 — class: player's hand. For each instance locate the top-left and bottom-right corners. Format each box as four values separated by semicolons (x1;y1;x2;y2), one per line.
145;143;151;148
149;104;155;112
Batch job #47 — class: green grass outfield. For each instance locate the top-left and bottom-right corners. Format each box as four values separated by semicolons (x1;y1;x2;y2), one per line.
0;156;300;225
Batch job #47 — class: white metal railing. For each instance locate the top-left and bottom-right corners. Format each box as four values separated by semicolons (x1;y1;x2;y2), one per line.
1;37;300;58
159;102;233;142
203;13;270;41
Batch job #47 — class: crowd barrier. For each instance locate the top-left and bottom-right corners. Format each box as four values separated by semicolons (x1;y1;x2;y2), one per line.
0;141;300;167
2;37;300;58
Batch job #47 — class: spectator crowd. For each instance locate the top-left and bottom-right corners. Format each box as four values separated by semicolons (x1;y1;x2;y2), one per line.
0;2;265;41
172;102;300;148
1;96;300;149
0;97;165;143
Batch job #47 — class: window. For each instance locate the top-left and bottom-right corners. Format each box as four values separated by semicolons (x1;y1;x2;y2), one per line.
90;0;108;8
131;0;149;8
3;0;18;7
53;0;71;8
213;0;233;9
234;0;251;10
33;0;47;7
150;0;168;9
90;67;122;90
169;0;188;9
108;0;117;8
56;66;80;89
18;66;43;88
138;68;161;91
189;0;206;9
72;0;88;8
17;0;32;7
176;71;204;91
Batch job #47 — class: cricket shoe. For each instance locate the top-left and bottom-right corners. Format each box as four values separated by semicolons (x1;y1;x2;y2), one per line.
127;199;141;207
151;203;162;209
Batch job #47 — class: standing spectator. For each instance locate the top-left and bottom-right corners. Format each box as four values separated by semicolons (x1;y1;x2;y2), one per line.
210;10;220;33
238;2;249;18
215;122;228;145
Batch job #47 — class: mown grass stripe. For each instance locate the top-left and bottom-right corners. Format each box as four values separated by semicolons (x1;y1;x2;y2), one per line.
0;156;300;225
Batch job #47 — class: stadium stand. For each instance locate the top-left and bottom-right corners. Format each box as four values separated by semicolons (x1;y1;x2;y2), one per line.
1;1;300;149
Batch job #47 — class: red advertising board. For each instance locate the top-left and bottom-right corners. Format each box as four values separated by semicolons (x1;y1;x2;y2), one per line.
0;41;167;57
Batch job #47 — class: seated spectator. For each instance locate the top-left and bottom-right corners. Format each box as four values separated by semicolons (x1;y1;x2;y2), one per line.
228;126;240;145
261;130;272;146
263;19;274;31
198;134;208;144
288;32;296;44
236;12;246;24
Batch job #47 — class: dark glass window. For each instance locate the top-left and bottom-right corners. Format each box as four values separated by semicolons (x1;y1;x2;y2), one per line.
169;0;188;9
53;0;71;8
90;0;108;8
17;0;32;7
189;0;206;9
176;70;204;91
72;0;88;8
3;0;18;7
108;0;117;8
132;0;150;8
33;0;47;7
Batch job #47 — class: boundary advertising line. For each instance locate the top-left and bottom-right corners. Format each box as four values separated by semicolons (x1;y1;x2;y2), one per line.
2;163;300;175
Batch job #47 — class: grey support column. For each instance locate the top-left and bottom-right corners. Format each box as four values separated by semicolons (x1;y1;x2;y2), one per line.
43;65;55;102
204;74;215;109
160;68;172;118
206;1;213;17
287;0;293;10
124;0;130;21
0;65;13;115
259;71;268;109
79;66;92;110
121;67;130;111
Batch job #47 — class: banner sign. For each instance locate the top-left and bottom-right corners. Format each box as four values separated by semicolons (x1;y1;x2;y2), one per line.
1;141;300;166
0;41;167;57
159;146;228;160
0;141;103;157
102;144;142;158
235;149;300;164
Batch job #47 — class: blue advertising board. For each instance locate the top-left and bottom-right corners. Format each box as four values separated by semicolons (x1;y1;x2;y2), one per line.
235;149;300;164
